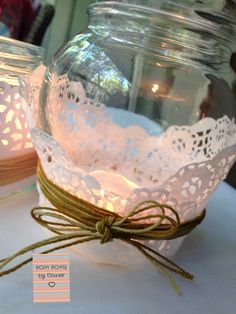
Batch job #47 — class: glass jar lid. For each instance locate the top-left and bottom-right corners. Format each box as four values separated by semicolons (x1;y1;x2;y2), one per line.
0;36;44;86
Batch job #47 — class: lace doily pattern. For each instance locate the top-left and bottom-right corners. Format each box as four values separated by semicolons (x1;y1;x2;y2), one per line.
19;64;45;130
34;75;236;190
0;81;34;158
24;67;236;256
31;128;236;220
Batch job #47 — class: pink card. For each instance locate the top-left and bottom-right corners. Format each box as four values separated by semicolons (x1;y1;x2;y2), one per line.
33;253;70;303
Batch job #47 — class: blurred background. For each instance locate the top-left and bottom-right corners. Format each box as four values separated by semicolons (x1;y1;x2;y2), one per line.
0;0;93;62
41;0;93;62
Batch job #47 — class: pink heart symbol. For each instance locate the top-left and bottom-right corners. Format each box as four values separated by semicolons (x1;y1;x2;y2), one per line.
48;281;56;288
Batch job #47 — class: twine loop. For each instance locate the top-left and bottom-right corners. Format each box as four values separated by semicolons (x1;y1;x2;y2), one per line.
0;162;206;293
96;216;116;243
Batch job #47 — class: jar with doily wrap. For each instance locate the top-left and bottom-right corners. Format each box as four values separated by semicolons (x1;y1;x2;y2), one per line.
0;37;44;198
25;1;236;263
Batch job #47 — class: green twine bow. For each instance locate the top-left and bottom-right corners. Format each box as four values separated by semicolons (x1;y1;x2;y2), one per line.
0;163;205;294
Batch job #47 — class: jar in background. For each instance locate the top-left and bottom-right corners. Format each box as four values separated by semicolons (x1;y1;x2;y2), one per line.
0;36;44;198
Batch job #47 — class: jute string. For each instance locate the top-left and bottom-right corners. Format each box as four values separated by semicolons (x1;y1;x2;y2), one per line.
0;150;37;186
0;162;205;293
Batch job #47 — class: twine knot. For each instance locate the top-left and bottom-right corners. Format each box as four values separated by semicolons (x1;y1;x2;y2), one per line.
96;216;116;243
0;163;206;294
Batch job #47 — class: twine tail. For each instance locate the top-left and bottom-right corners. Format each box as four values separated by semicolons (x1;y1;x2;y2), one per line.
0;162;205;294
125;239;194;294
0;234;96;277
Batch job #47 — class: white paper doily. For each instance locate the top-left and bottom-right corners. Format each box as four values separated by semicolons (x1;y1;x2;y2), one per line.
0;81;36;197
0;82;33;157
23;66;236;256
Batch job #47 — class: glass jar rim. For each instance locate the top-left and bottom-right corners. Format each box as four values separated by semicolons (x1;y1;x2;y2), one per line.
0;36;45;58
0;36;45;86
88;1;233;45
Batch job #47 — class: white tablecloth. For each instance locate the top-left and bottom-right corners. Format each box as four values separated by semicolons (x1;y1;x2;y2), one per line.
0;182;235;314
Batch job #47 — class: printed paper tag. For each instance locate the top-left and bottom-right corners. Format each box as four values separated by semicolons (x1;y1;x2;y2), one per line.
33;253;70;303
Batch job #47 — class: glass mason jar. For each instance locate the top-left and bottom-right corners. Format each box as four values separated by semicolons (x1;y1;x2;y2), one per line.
97;1;236;73
96;0;236;73
99;0;236;186
155;0;236;82
0;36;44;198
40;2;236;130
36;1;236;258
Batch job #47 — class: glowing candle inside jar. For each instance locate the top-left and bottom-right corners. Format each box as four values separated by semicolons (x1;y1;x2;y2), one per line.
49;104;164;215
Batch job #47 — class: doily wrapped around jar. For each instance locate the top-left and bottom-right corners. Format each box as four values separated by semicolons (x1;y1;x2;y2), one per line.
22;65;236;258
0;82;36;196
1;2;236;294
0;37;44;198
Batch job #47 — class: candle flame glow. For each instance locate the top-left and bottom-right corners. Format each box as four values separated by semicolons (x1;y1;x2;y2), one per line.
152;84;159;93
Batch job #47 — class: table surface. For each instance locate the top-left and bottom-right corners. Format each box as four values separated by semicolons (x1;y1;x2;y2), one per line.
0;182;235;314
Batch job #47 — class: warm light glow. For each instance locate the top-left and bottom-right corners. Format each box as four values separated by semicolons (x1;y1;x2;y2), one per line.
11;143;22;151
15;118;22;130
100;189;105;198
121;175;139;189
24;142;33;148
0;104;6;112
152;84;159;93
81;171;140;213
1;139;8;146
5;109;14;123
3;127;10;134
106;202;114;212
11;133;23;141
